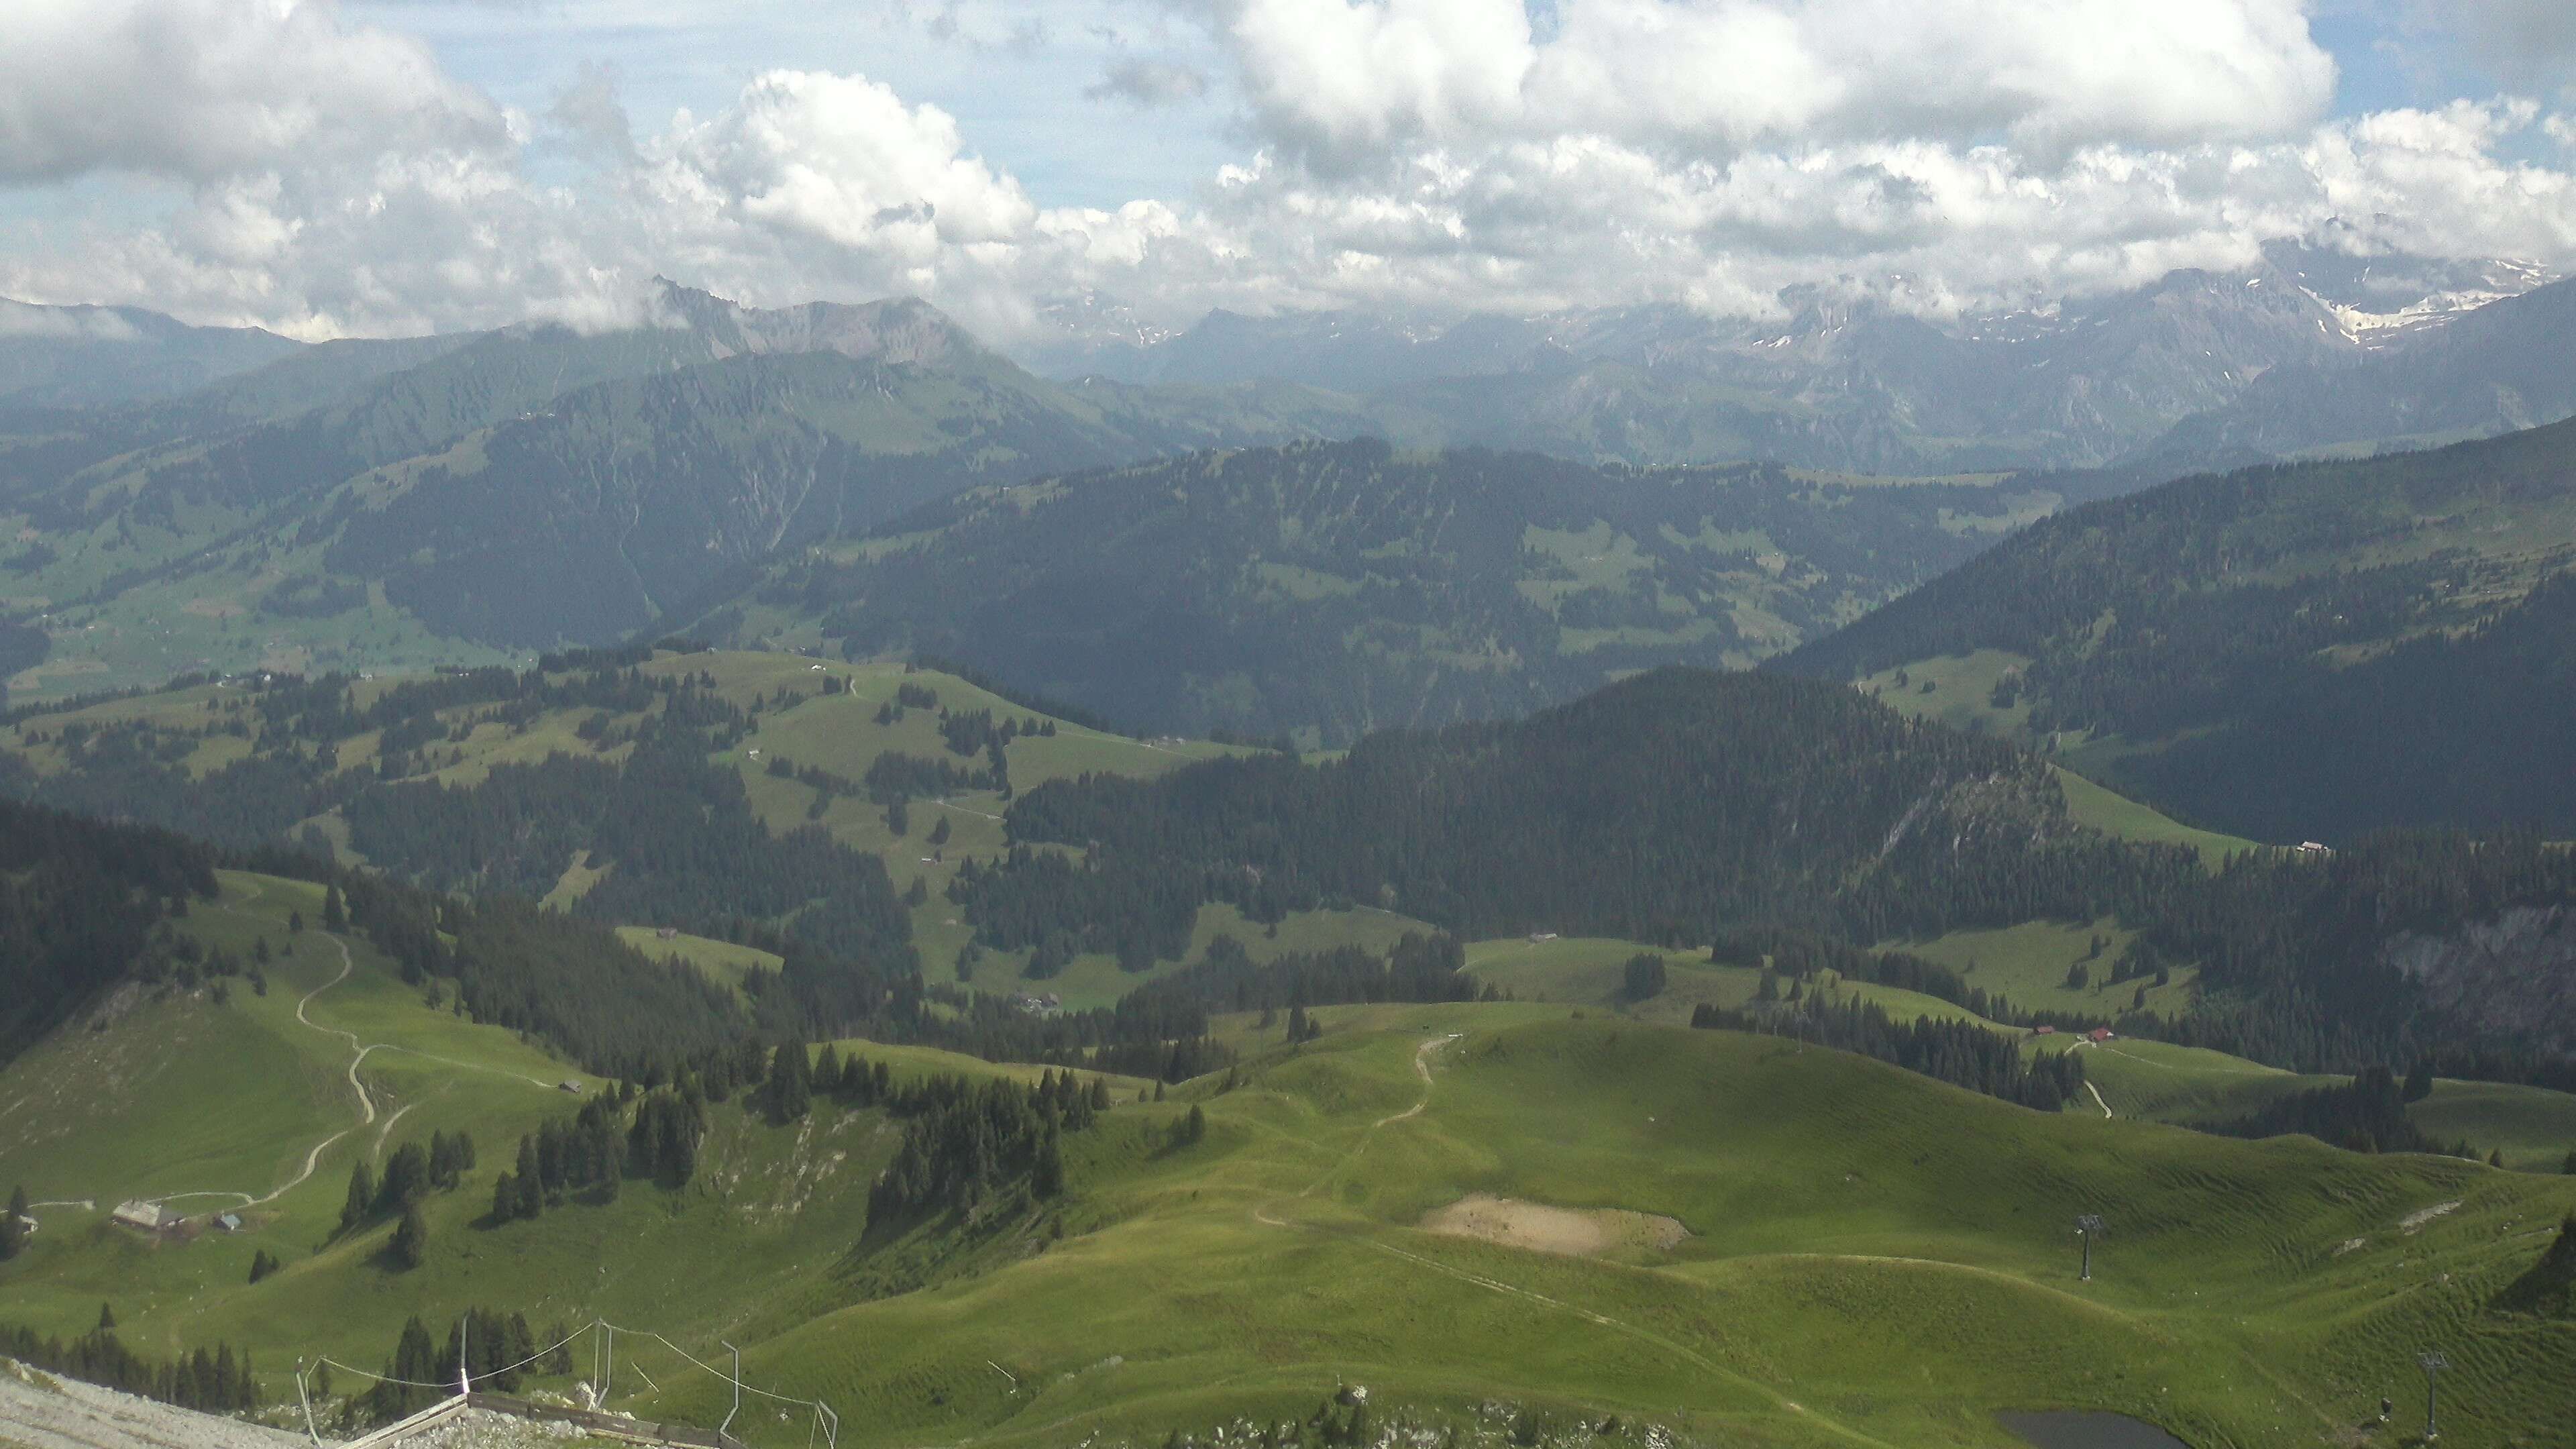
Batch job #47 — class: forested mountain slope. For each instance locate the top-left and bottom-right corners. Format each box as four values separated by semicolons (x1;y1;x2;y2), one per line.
968;666;2576;1073
1775;417;2576;841
0;647;1283;1016
690;437;2068;744
0;800;219;1059
0;804;743;1083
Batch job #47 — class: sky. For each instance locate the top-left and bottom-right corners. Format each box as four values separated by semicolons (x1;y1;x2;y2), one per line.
0;0;2571;354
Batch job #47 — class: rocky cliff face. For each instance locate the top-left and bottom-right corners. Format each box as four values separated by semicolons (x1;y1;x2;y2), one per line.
2385;906;2576;1055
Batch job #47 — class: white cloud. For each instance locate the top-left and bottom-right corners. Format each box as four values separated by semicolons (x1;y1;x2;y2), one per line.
0;299;142;339
663;71;1037;256
1210;0;2339;173
0;0;508;183
0;0;2570;352
550;60;639;168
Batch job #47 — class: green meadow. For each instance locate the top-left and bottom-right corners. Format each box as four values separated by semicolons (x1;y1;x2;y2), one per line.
7;657;2576;1448
7;888;2576;1448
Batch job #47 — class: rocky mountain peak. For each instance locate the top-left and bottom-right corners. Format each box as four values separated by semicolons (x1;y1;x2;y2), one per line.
646;279;989;368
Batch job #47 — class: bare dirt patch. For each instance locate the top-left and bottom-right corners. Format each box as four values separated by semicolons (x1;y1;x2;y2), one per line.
1421;1195;1686;1258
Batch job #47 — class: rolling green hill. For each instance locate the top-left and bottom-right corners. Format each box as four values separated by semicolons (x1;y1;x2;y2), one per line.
687;437;2069;745
19;649;2576;1078
1776;416;2576;843
7;967;2575;1449
0;647;1418;1010
3;722;2573;1447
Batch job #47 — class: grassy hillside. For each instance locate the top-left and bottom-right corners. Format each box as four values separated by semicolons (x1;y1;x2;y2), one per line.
1776;417;2576;841
1452;926;2576;1171
1875;918;2202;1020
11;961;2576;1449
0;649;1432;1009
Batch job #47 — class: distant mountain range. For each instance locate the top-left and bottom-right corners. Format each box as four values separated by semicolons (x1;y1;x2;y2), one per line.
0;237;2569;711
0;299;305;410
1046;239;2567;476
0;284;1394;698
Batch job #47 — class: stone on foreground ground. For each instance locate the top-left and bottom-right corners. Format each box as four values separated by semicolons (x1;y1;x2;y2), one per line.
1;1360;310;1449
1;1368;614;1449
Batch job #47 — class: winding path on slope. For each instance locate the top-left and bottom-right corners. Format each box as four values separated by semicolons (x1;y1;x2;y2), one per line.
148;922;551;1212
255;933;380;1207
1250;1032;1907;1449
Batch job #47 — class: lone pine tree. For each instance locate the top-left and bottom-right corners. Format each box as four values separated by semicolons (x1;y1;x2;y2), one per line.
388;1205;428;1271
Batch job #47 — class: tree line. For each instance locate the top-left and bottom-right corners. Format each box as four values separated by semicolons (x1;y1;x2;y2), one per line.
1690;997;2087;1112
867;1067;1108;1224
0;1320;260;1414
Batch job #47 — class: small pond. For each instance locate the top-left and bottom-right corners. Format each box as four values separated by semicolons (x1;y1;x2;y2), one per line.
1996;1410;2190;1449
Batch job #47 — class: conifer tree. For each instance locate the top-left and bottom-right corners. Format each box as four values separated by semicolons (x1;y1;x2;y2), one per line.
1032;1128;1066;1199
1622;953;1668;1002
0;1183;27;1261
765;1038;812;1123
389;1205;428;1271
321;884;347;932
97;1302;115;1331
338;1161;376;1236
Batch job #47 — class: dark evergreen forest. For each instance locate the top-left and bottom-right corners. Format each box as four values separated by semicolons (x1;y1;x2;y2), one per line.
969;667;2200;960
963;668;2576;1081
721;437;2055;743
1774;416;2576;840
0;798;219;1059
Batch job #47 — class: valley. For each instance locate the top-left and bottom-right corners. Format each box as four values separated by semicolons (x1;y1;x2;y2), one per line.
12;257;2573;737
5;221;2576;1449
6;642;2576;1449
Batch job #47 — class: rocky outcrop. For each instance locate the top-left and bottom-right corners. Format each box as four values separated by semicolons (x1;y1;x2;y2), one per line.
2383;906;2576;1055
